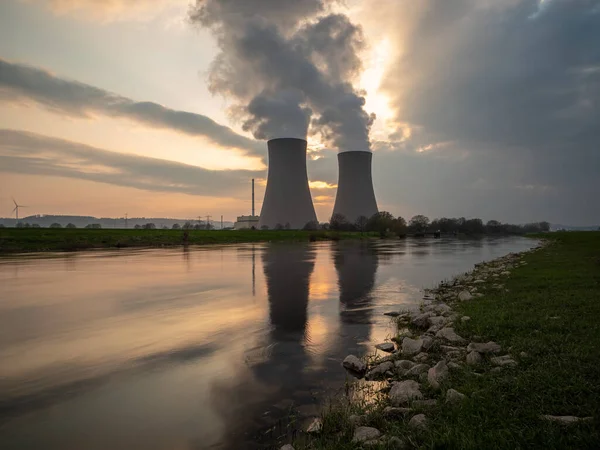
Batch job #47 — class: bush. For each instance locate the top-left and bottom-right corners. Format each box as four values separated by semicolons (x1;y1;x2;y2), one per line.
50;223;62;228
66;223;76;229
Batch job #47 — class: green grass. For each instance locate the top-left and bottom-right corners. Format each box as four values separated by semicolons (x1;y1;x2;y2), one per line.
0;228;375;253
292;232;600;449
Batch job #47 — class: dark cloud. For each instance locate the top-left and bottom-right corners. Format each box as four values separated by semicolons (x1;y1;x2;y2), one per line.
191;1;375;151
379;0;600;224
0;129;262;197
0;58;264;158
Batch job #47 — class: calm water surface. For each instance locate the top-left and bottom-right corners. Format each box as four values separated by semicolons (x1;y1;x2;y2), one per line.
0;237;535;449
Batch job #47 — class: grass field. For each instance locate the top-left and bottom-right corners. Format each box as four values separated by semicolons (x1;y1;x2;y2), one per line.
0;228;374;253
292;232;600;449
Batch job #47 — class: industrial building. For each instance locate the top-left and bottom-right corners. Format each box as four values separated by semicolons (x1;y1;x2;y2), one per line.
234;178;259;229
332;151;378;224
258;138;317;230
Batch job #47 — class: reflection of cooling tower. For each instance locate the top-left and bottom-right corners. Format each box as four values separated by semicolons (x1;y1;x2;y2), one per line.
258;138;318;229
332;151;378;224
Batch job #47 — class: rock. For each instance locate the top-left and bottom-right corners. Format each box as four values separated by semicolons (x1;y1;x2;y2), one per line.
501;271;511;276
375;342;396;353
466;351;482;365
306;418;322;433
520;351;529;358
413;352;429;363
467;341;501;354
540;415;593;425
388;436;406;449
434;303;452;315
352;426;381;443
440;345;460;353
343;355;366;375
461;316;471;322
427;360;449;390
389;380;423;406
348;414;366;427
422;336;434;350
408;414;427;430
406;363;430;376
458;291;473;301
412;313;433;329
384;311;401;317
366;361;394;380
429;316;447;327
448;361;461;370
280;445;295;450
412;399;437;408
395;359;416;371
490;355;517;367
402;337;424;356
446;388;467;404
383;406;411;418
436;327;465;344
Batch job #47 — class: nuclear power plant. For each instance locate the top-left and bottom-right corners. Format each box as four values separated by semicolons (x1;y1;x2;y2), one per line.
258;138;318;229
332;151;378;224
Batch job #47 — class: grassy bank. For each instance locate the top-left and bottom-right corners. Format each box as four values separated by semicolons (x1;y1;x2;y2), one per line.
0;228;374;253
292;232;600;449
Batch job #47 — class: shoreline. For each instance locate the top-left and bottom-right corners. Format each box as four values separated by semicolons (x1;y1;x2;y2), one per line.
282;232;600;449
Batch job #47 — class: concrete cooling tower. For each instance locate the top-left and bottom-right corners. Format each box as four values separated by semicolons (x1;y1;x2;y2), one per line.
332;151;378;223
258;138;318;229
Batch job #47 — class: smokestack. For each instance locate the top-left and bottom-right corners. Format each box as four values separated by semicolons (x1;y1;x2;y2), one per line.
252;178;255;216
332;151;378;224
258;138;317;229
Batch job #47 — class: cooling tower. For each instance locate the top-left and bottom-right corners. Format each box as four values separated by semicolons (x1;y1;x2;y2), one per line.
332;151;378;224
258;138;317;229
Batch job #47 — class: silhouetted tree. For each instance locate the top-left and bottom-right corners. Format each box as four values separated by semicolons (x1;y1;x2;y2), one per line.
143;223;156;229
50;223;62;228
31;224;40;228
274;223;284;231
408;215;430;234
134;224;142;229
330;213;349;231
261;225;270;230
66;223;76;229
182;222;194;230
392;216;408;236
367;211;395;236
85;224;101;229
172;223;181;230
355;215;369;233
303;220;319;231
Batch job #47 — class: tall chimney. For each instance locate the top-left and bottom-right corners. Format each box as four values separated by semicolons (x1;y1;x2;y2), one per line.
332;151;378;224
252;178;255;216
258;138;317;229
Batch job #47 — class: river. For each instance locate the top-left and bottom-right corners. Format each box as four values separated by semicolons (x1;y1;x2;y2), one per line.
0;237;535;449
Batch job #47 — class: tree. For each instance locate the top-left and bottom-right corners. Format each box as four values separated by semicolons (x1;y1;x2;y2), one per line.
303;220;319;231
261;225;270;230
274;223;284;230
0;224;4;228
355;215;369;233
50;223;62;228
367;211;395;236
408;215;430;234
66;223;76;229
330;213;349;231
143;223;156;229
392;216;408;236
134;224;142;229
182;222;194;230
172;223;181;230
32;224;40;228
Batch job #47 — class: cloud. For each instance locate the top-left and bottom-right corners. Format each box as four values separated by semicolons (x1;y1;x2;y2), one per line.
24;0;183;22
0;58;264;158
0;129;262;197
375;0;600;224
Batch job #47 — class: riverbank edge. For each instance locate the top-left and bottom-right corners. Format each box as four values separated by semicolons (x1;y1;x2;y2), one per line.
0;229;377;253
285;232;600;449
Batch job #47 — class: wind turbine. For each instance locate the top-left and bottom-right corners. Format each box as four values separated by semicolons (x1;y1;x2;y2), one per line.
12;198;27;221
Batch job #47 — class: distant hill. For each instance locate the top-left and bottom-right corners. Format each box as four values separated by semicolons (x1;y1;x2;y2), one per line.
0;215;234;229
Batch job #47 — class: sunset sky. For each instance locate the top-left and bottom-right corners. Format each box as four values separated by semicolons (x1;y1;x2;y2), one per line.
1;0;598;224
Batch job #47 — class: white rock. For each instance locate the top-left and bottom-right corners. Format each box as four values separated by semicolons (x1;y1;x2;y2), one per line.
406;363;430;376
375;342;396;353
446;388;467;404
448;361;461;370
434;303;452;315
402;337;424;356
352;426;381;443
408;414;427;429
540;415;593;425
490;355;517;367
466;351;482;365
348;414;366;426
520;351;529;358
366;361;394;380
306;418;322;433
467;341;501;354
427;360;449;390
461;316;471;322
389;380;423;406
436;327;465;343
280;445;295;450
458;291;473;301
501;271;511;276
343;355;366;375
